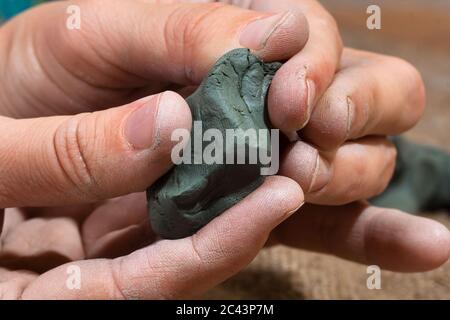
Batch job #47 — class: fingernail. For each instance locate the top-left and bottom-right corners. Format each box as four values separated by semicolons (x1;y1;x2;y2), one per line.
309;155;331;193
306;78;315;115
125;94;167;150
285;131;299;142
240;11;291;51
345;96;355;139
285;201;305;217
298;79;315;130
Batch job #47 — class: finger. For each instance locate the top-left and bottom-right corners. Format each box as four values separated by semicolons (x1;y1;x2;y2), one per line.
252;0;343;134
25;203;96;223
65;0;308;82
20;176;304;299
0;215;84;273
82;192;154;258
273;202;450;272
0;91;192;208
302;48;426;150
0;208;27;237
0;0;308;118
280;137;396;205
0;268;37;300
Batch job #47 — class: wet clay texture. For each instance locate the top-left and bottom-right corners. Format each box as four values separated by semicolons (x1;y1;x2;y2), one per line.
147;49;281;239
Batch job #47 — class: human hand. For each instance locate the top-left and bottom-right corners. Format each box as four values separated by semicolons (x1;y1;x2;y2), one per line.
221;0;419;204
0;176;303;299
0;0;448;296
0;0;311;299
0;0;308;118
272;48;450;271
221;0;449;271
3;0;406;210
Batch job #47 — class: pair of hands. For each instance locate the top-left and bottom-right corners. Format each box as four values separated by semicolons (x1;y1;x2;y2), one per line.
0;0;449;299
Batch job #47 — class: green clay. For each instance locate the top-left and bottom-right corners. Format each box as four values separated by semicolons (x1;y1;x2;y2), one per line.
147;49;282;239
371;136;450;213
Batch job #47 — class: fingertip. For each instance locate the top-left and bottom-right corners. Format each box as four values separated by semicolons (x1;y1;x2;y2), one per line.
185;176;305;281
368;208;450;272
403;216;450;271
268;65;309;132
264;176;305;216
158;91;192;136
279;141;320;194
154;91;193;154
191;176;305;261
302;93;352;150
255;9;309;61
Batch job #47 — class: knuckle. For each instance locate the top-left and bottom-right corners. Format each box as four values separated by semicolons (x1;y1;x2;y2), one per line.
318;11;343;54
164;3;227;83
309;52;339;95
343;180;365;204
329;20;344;55
319;10;339;34
53;114;98;199
320;92;353;144
385;57;426;117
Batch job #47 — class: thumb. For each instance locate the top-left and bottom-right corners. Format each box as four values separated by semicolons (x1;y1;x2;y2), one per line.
20;176;304;299
35;0;308;85
0;91;192;207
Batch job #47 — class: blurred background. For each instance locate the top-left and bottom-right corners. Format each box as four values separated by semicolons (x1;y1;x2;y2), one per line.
1;0;449;299
0;0;45;21
206;0;450;299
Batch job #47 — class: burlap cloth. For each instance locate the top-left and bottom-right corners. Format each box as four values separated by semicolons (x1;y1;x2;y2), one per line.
204;213;449;299
204;0;450;299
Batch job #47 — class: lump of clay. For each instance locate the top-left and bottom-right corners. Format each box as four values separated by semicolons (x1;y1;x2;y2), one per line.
147;48;282;239
371;136;450;213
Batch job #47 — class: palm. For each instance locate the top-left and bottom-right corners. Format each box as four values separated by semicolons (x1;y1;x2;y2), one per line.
0;192;155;297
